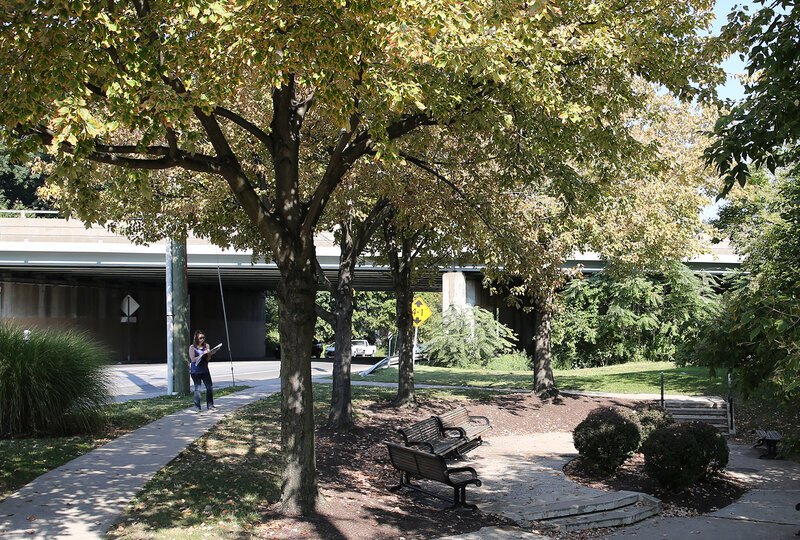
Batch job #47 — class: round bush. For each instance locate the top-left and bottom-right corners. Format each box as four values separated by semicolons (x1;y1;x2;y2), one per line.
573;406;642;472
0;323;112;437
688;421;729;477
634;404;674;446
642;422;730;490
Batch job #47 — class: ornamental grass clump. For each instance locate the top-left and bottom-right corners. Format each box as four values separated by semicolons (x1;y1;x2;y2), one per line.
573;406;642;473
642;421;729;490
0;323;111;437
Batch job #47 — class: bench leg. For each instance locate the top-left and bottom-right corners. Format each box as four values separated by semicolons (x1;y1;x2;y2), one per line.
448;486;477;511
390;471;420;492
759;440;779;459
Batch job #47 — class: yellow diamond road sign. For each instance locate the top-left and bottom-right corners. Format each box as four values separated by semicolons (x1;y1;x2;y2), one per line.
412;297;432;327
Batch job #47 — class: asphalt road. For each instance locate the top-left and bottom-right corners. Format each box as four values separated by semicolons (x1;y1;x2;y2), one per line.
107;359;339;402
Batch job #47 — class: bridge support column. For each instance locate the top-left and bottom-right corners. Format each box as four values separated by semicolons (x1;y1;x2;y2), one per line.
166;236;190;395
442;271;467;311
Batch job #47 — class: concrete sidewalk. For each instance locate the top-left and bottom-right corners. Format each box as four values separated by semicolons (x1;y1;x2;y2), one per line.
0;382;281;539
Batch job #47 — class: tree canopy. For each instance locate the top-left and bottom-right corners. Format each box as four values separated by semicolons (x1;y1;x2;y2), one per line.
705;0;800;195
694;170;800;399
0;0;727;513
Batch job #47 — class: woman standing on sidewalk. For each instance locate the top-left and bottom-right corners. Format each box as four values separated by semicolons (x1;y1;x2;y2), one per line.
189;330;216;411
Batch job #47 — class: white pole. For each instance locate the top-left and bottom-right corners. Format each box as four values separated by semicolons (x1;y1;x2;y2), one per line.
412;326;418;366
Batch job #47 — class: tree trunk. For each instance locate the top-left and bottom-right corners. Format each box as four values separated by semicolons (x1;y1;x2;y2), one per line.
276;259;319;515
393;261;416;407
533;291;557;397
389;240;417;407
328;223;355;429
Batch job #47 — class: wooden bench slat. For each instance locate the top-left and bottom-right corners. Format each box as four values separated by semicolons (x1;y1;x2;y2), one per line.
397;417;464;458
754;428;783;459
385;442;481;510
435;406;491;453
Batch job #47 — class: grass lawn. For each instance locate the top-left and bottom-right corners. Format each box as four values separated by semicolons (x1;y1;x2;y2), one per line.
0;385;249;501
357;361;727;396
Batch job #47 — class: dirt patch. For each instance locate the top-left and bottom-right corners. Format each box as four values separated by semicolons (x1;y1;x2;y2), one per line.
253;391;748;539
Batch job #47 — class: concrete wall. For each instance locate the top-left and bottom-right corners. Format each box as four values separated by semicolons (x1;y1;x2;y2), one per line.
0;279;266;362
444;271;537;356
471;282;537;356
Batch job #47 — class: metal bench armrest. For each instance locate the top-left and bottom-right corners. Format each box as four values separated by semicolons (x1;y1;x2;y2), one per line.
442;426;467;439
407;441;435;453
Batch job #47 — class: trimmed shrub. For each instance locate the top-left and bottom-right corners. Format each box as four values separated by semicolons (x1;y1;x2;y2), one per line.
0;323;111;437
573;406;642;472
689;421;729;477
634;404;674;446
642;421;729;490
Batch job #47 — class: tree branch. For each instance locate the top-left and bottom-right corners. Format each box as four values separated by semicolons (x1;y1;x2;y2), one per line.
194;106;282;252
314;257;335;293
214;106;274;155
353;198;391;257
399;151;501;236
315;304;336;327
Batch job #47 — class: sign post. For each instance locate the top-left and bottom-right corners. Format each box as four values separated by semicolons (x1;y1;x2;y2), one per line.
411;297;432;365
121;295;140;363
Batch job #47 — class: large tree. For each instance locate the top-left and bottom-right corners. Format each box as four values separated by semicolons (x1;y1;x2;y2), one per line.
1;0;724;513
482;89;721;394
694;170;800;399
705;0;799;193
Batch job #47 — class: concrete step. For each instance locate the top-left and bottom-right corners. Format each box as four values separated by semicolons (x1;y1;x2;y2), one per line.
523;491;641;521
535;493;661;533
670;414;728;423
665;399;726;409
665;398;732;434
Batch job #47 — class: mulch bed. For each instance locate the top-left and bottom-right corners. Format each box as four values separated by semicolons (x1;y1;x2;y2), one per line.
563;454;749;516
252;391;749;539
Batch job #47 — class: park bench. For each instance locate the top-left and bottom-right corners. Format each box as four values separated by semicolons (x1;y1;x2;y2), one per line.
436;406;492;454
397;417;465;458
385;441;482;510
754;429;782;459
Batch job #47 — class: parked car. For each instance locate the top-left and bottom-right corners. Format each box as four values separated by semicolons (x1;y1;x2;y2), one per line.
325;339;377;357
352;339;377;357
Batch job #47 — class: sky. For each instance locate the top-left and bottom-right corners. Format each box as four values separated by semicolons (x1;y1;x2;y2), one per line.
712;0;750;102
701;0;753;220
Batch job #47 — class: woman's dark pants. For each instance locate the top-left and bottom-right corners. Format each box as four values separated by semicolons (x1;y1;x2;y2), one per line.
191;372;214;409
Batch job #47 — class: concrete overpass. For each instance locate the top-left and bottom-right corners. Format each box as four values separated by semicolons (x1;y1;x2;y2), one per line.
0;213;741;362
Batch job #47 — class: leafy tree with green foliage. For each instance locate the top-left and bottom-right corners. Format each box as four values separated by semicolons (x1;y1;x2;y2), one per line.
705;0;800;195
693;170;800;399
483;89;721;394
0;144;50;211
352;291;398;349
553;265;721;368
0;0;726;513
424;306;517;368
